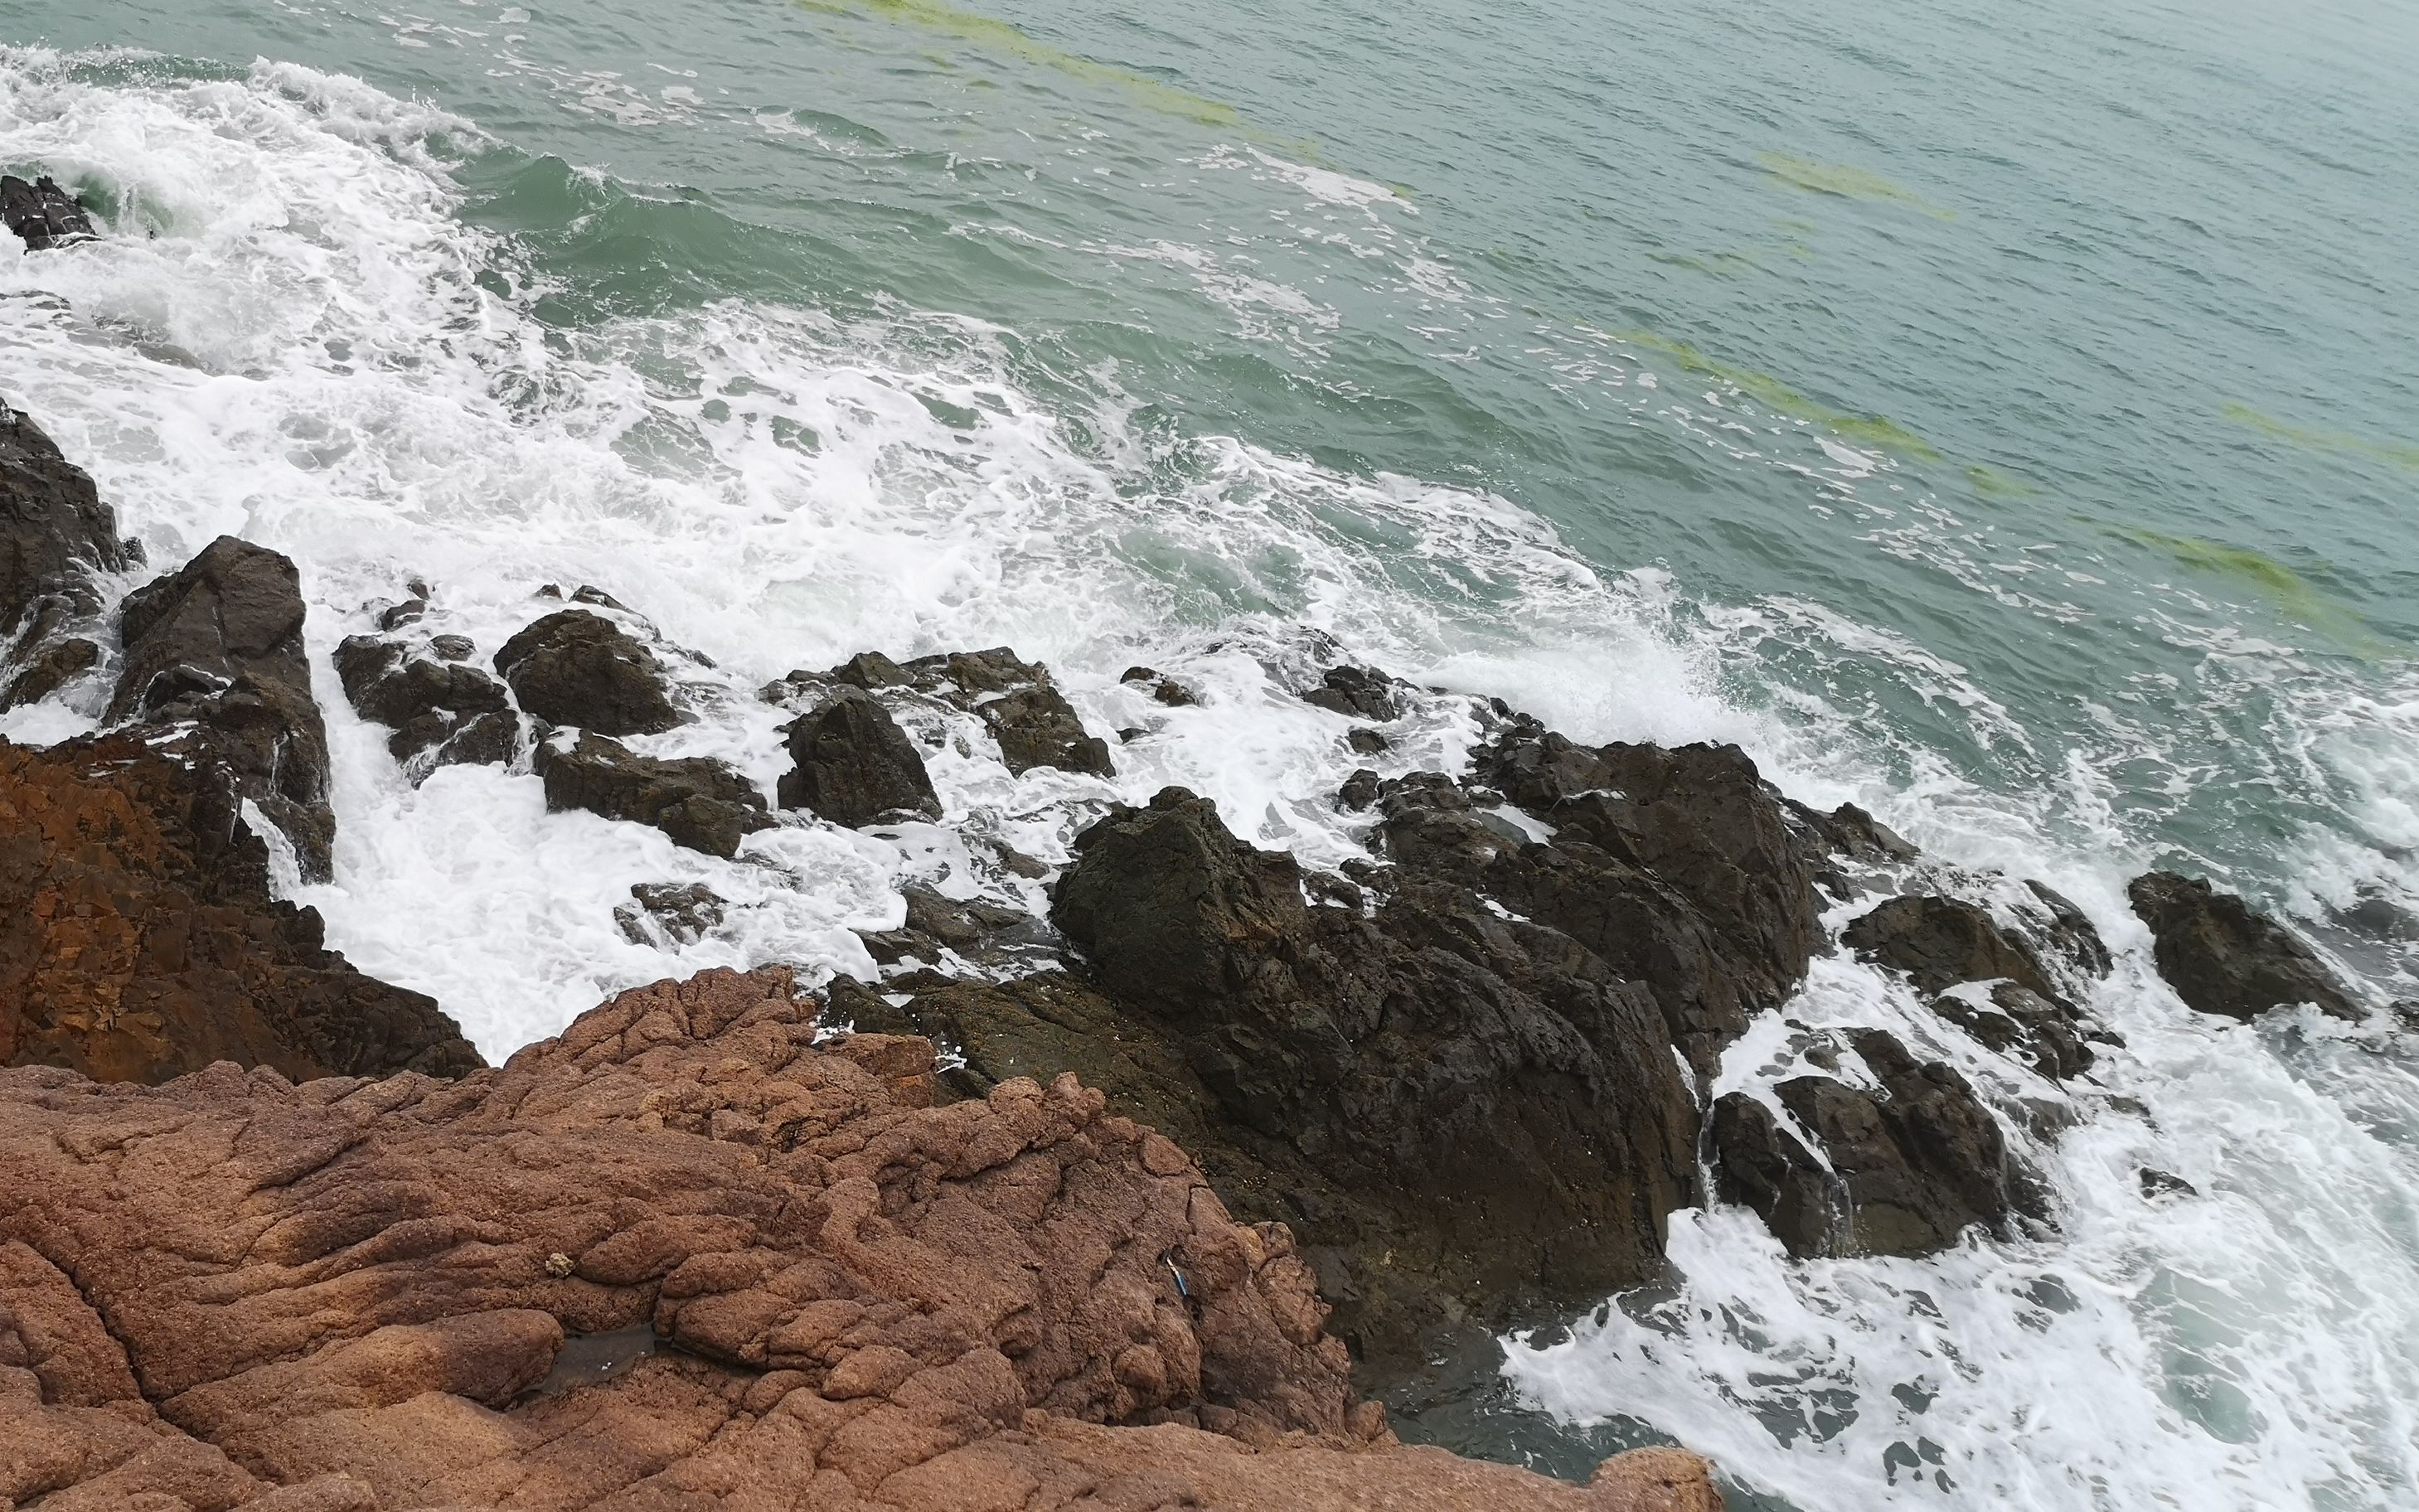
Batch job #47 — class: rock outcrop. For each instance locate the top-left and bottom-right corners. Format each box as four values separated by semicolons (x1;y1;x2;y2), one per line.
779;687;941;827
1470;720;1823;1075
1709;1029;2047;1259
0;404;138;710
1843;894;2108;1080
0;173;94;250
2129;870;2361;1021
106;536;337;881
0;965;1720;1511
334;632;517;778
0;729;480;1084
900;647;1115;778
536;730;772;858
492;608;684;737
1040;786;1700;1363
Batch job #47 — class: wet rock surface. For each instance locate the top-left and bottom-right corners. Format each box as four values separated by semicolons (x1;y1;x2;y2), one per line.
492;608;685;737
535;729;772;858
2129;870;2361;1021
1046;786;1701;1365
335;632;517;778
0;173;94;250
901;646;1115;778
107;536;337;882
616;881;731;947
1710;1028;2048;1259
0;964;1717;1511
0;405;138;700
0;729;480;1084
779;686;941;827
1843;894;2108;1080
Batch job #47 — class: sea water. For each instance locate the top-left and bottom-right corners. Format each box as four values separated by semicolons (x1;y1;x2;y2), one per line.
0;0;2413;1505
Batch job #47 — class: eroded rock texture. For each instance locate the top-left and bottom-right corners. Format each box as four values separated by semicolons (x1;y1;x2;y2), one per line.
106;536;337;882
536;731;771;859
334;632;517;779
0;731;479;1084
778;688;940;828
2129;870;2360;1021
493;609;684;738
1843;894;2111;1081
0;405;138;710
0;966;1718;1512
0;174;94;250
899;647;1114;778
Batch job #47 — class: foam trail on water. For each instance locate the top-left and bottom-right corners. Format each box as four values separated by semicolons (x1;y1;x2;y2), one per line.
3;46;2417;1512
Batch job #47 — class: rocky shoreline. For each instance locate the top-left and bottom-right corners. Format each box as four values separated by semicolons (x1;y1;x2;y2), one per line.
1;358;2389;1512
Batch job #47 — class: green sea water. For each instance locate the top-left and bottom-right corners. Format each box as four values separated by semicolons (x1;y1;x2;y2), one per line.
3;0;2417;1506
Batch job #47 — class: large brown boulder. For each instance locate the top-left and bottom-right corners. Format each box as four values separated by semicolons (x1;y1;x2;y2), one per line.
2128;870;2360;1021
0;730;480;1084
107;536;337;881
0;965;1720;1511
1047;787;1700;1366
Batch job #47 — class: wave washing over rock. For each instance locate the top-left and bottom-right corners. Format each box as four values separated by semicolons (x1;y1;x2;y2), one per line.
2;40;2417;1512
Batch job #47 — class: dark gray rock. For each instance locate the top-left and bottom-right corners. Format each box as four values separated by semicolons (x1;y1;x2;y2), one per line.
1712;1029;2048;1258
1050;785;1700;1365
857;884;1053;967
492;609;683;736
0;635;99;711
0;174;94;250
534;732;771;859
777;687;940;827
1301;662;1405;721
334;632;516;778
899;647;1115;778
107;536;334;882
2128;871;2359;1021
1121;665;1199;707
1842;893;2108;1078
1;405;138;644
614;882;729;946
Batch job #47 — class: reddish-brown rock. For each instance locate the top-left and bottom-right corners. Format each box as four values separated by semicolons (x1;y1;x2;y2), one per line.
0;730;481;1085
0;965;1719;1510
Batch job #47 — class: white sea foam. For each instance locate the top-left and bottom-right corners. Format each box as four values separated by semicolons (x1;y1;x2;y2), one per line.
2;46;2416;1512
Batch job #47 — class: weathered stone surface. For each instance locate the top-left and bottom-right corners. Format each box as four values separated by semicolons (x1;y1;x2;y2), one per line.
1050;787;1700;1364
534;730;772;858
0;965;1719;1510
616;882;730;947
492;608;684;737
1710;1029;2045;1258
108;536;336;882
0;633;99;711
2129;870;2360;1021
0;173;94;250
1;405;136;648
1469;721;1823;1075
334;633;516;778
778;688;941;827
1121;664;1199;707
1843;894;2104;1078
900;647;1114;778
0;730;480;1085
1300;662;1406;722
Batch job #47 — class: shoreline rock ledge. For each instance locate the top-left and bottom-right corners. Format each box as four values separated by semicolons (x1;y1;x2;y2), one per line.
0;965;1721;1511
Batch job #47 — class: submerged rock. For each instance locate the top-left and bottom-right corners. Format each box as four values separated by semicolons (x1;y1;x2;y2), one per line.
0;729;480;1083
778;686;941;827
0;173;94;250
1049;786;1700;1364
614;880;729;946
335;632;517;777
2129;870;2360;1021
1710;1029;2047;1258
492;608;684;736
107;536;337;881
0;964;1717;1510
534;730;771;858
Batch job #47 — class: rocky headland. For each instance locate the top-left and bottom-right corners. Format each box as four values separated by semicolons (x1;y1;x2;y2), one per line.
1;362;2387;1512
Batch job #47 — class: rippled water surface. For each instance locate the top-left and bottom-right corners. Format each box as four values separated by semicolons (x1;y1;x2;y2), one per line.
2;0;2415;1506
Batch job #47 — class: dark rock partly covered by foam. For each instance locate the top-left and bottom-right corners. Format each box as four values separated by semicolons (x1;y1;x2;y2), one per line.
2129;870;2360;1020
0;405;138;709
0;964;1719;1511
1046;785;1700;1364
1710;1028;2047;1258
902;646;1115;777
0;173;94;250
0;729;480;1084
1471;719;1824;1075
107;536;337;881
335;631;516;778
535;729;772;858
492;608;684;736
779;685;941;826
1844;893;2108;1080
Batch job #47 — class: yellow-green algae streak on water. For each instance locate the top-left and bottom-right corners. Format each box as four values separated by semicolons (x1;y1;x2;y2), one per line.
803;0;1243;126
2222;401;2419;471
2116;524;2366;636
1757;151;1956;218
1612;327;1941;459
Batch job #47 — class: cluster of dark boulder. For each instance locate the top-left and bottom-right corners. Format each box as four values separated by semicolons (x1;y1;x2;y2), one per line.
1;380;2392;1413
